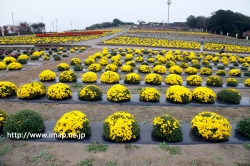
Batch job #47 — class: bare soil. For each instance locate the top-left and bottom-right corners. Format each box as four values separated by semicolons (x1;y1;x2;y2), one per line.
0;48;250;166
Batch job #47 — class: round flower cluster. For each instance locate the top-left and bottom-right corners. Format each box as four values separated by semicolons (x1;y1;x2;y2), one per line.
103;111;140;142
0;109;8;128
105;64;118;72
216;70;226;76
166;61;176;68
82;72;97;83
0;81;18;98
169;65;182;74
88;63;102;72
17;81;46;99
217;88;241;104
47;83;72;100
101;71;120;84
18;54;29;60
39;70;56;81
57;63;70;71
32;51;42;57
121;65;133;72
78;85;103;101
244;78;250;86
186;75;202;86
165;74;182;85
179;62;189;68
43;54;50;60
153;65;167;74
200;67;212;75
84;58;96;66
126;61;136;67
206;76;223;87
125;54;133;59
135;56;144;62
228;69;241;77
227;78;238;87
191;112;232;141
70;58;82;65
152;114;183;142
113;61;122;66
59;71;77;82
0;62;7;70
7;62;22;70
124;73;140;84
138;65;151;73
184;67;198;75
166;85;192;103
147;57;155;63
99;59;108;66
192;87;216;103
140;87;160;102
145;73;162;85
107;84;131;102
3;57;17;64
54;110;91;139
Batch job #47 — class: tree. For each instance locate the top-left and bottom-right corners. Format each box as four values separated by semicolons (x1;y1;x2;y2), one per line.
186;15;197;28
18;22;31;33
113;18;123;26
195;16;207;29
37;22;46;32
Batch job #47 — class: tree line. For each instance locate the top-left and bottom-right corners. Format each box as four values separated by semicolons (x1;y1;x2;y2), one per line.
186;9;250;38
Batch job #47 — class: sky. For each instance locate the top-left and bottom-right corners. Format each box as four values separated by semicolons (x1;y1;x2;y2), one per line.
0;0;249;32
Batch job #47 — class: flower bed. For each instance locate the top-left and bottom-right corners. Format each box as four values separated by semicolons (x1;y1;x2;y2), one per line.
82;72;97;83
124;73;140;84
144;73;162;85
17;81;46;99
54;110;91;139
166;85;192;103
78;85;103;101
107;84;131;102
191;112;231;141
47;83;72;100
101;71;120;84
0;81;17;98
152;114;183;142
103;111;140;142
186;75;202;86
3;57;17;64
59;71;77;82
165;74;182;85
192;87;216;103
39;70;56;81
57;63;70;71
139;87;160;102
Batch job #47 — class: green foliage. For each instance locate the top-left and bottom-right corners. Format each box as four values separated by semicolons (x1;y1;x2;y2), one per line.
77;158;93;166
17;59;27;64
233;62;239;66
78;85;103;101
3;109;44;139
241;67;248;71
105;161;117;166
237;118;250;138
124;144;141;151
158;142;181;155
204;64;212;69
86;141;109;153
230;66;236;70
244;72;250;77
29;151;56;162
54;55;61;61
74;64;83;71
217;88;241;104
206;76;223;87
30;55;39;60
0;145;12;157
191;64;201;69
242;143;250;150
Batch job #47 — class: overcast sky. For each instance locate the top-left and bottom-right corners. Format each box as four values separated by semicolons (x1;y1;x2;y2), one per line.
0;0;249;31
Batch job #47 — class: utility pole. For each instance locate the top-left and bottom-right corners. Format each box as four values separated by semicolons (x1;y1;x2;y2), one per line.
52;21;54;32
71;21;72;31
11;12;15;26
56;19;58;32
167;0;172;25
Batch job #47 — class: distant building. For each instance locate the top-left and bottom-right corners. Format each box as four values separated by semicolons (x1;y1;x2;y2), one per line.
6;25;19;34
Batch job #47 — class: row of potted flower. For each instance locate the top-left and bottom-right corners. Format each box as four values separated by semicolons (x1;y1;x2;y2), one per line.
1;109;249;142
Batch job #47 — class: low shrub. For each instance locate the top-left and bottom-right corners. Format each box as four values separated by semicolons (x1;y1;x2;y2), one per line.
169;65;182;74
145;73;162;85
0;81;18;98
184;67;198;75
39;70;56;81
101;71;120;84
191;64;201;69
17;59;27;64
153;65;167;74
165;74;182;85
70;58;81;65
166;61;175;68
192;87;216;103
206;76;223;87
217;88;241;104
107;84;131;102
74;64;83;71
244;72;250;77
82;72;97;83
88;63;102;72
236;118;250;138
47;83;72;100
0;62;7;70
200;67;212;75
105;64;118;72
7;62;22;70
84;58;96;66
30;55;39;60
186;75;202;86
138;65;151;73
121;65;133;72
57;63;70;71
3;57;16;64
228;69;241;77
226;78;238;87
0;109;8;128
140;87;160;102
216;70;226;76
59;71;77;82
17;82;46;99
166;85;192;103
78;85;102;101
124;73;140;84
217;66;225;70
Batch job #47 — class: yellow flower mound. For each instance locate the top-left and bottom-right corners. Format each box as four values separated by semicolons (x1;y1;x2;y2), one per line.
216;70;226;76
166;85;192;103
3;57;16;64
152;114;183;142
111;55;121;62
78;85;103;101
47;83;72;100
70;58;81;65
107;84;131;102
84;58;96;66
121;65;133;72
135;56;144;62
18;54;29;60
187;75;202;86
145;73;162;85
228;69;241;77
125;61;136;67
82;72;97;83
0;62;7;70
245;78;250;86
124;73;140;84
43;54;50;60
179;62;189;68
185;67;198;75
99;58;108;66
17;81;46;99
80;46;85;50
138;65;151;73
166;61;176;68
103;111;140;142
59;70;77;82
53;110;91;139
200;67;212;75
105;64;118;72
169;65;182;74
192;87;216;103
88;63;102;72
7;62;22;70
147;57;155;63
39;70;56;81
153;65;167;74
140;87;160;102
191;112;232;141
101;71;120;84
0;81;18;98
0;109;8;128
206;76;223;87
125;54;133;59
165;74;182;85
32;51;42;57
70;49;75;53
57;63;70;71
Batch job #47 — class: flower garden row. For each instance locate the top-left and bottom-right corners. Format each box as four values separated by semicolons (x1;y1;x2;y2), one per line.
0;29;122;44
102;36;250;53
36;30;111;37
1;108;250;143
0;81;245;104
